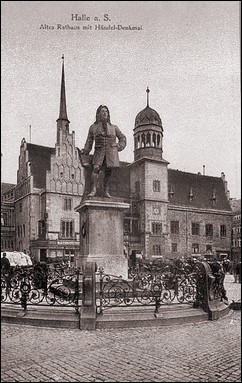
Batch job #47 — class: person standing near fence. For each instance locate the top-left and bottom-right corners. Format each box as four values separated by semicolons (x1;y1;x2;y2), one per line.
1;252;11;272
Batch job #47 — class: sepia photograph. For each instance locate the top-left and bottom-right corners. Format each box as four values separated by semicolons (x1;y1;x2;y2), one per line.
1;1;241;382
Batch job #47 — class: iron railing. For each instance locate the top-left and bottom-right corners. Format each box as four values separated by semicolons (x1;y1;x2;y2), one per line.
97;260;228;314
1;259;228;318
1;263;81;312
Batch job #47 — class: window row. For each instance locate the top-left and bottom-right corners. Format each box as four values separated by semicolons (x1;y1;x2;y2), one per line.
124;219;139;236
17;224;26;238
171;221;228;237
232;226;241;235
1;240;14;250
232;239;241;248
134;180;161;193
134;132;162;150
1;211;14;226
61;220;74;238
171;243;214;254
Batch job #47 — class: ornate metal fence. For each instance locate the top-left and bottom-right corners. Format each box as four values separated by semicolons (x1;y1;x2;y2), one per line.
97;260;201;314
1;259;229;323
96;259;229;315
1;263;81;312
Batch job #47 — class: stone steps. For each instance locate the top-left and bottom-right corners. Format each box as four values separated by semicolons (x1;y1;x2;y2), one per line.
96;304;208;329
0;303;217;330
1;305;80;329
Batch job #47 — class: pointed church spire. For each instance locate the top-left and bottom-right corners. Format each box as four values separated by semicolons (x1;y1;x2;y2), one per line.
58;55;68;120
56;55;70;144
146;86;150;107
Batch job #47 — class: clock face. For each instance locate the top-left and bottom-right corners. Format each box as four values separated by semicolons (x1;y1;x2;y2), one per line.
153;206;160;215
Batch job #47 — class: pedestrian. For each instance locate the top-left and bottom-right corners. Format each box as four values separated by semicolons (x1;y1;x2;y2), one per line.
235;262;241;283
1;252;11;272
222;258;230;273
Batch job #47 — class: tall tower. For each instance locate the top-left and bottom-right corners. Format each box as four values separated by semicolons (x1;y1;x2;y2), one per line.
130;89;169;259
56;55;70;144
133;87;163;161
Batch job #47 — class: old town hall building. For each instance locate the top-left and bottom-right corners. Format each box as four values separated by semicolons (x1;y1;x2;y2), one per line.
1;59;233;264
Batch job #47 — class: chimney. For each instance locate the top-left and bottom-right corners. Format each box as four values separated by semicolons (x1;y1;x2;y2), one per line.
221;172;225;182
203;165;205;175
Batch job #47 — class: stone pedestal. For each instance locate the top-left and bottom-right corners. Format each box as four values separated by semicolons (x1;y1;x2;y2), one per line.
75;197;129;279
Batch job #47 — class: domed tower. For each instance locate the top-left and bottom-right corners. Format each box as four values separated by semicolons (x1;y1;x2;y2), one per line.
129;88;169;261
134;87;163;161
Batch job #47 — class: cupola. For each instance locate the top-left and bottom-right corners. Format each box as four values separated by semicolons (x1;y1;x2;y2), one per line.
133;88;163;161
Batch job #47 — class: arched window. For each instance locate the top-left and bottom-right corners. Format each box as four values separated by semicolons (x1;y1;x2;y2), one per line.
141;133;146;148
153;133;156;147
137;135;141;149
157;134;161;147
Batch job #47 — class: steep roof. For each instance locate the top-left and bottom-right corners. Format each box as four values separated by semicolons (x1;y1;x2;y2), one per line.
168;169;231;211
1;183;16;195
27;143;55;189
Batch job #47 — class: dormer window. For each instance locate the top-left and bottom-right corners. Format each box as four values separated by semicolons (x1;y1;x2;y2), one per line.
169;185;174;199
189;187;194;202
135;181;140;194
212;187;217;205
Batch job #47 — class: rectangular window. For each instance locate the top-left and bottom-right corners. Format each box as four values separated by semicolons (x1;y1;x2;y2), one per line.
152;222;162;235
38;220;46;239
153;180;160;192
220;225;226;237
172;243;177;253
238;239;241;247
64;198;72;211
153;244;161;255
171;221;179;234
132;220;139;235
60;220;74;238
192;243;199;254
192;223;200;235
132;202;139;216
135;181;140;194
2;212;8;226
206;224;213;237
124;219;131;234
20;203;22;212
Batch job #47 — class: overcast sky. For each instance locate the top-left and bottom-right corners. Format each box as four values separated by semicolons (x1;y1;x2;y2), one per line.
1;1;241;199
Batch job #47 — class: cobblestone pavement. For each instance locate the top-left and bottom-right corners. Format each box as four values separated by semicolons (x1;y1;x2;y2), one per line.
1;310;241;382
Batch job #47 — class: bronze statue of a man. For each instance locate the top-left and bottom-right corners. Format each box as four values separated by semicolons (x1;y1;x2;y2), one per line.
81;105;126;197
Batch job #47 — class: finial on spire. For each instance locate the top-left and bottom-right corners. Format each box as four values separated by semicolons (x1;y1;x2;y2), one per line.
146;86;150;107
58;54;68;121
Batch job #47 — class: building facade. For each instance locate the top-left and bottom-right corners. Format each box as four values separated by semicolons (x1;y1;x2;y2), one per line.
1;183;16;252
230;199;241;265
1;60;233;264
